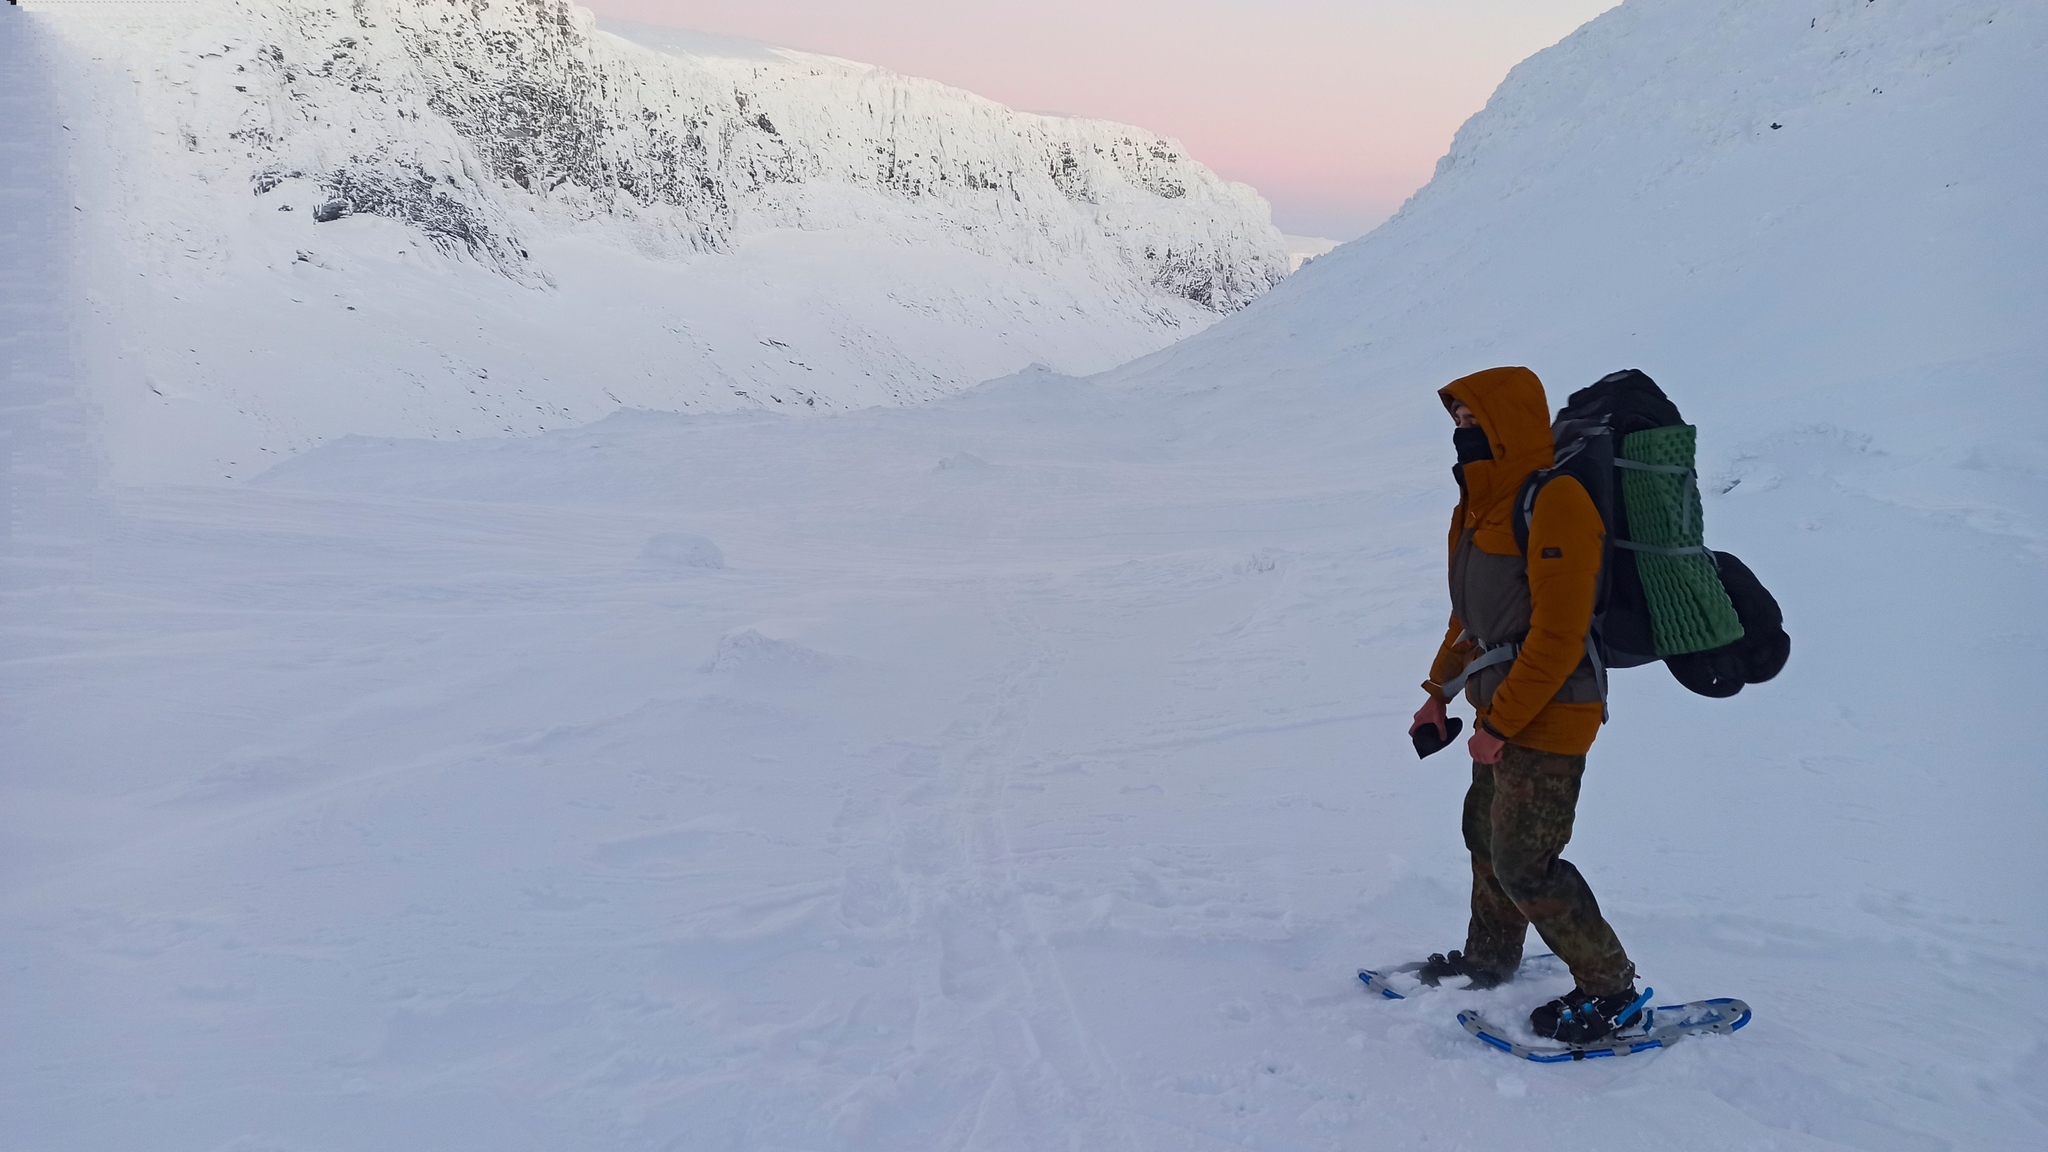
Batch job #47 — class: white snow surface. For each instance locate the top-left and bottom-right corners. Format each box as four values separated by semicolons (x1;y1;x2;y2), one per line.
6;1;2048;1150
23;0;1286;484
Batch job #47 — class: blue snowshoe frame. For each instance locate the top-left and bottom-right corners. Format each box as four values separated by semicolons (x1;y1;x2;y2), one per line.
1357;965;1751;1061
1458;997;1751;1062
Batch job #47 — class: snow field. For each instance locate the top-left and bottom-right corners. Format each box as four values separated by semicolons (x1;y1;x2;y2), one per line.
3;0;2046;1149
4;369;2043;1148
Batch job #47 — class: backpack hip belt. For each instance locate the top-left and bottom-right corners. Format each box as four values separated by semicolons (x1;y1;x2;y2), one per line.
1438;633;1609;722
1438;635;1519;700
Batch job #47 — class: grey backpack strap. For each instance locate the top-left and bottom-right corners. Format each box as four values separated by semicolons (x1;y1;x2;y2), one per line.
1613;459;1693;476
1586;634;1610;723
1614;539;1710;557
1440;642;1520;699
1443;637;1609;721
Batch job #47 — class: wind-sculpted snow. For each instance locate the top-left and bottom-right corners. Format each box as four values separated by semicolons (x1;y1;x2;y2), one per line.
26;0;1286;482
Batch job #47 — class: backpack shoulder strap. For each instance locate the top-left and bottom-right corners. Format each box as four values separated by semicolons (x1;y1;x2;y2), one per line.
1515;428;1612;557
1510;470;1552;557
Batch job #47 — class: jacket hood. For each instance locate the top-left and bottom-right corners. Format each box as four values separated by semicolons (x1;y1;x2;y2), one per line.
1441;366;1554;552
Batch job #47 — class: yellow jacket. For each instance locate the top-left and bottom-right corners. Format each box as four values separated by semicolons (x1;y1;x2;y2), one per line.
1426;367;1606;755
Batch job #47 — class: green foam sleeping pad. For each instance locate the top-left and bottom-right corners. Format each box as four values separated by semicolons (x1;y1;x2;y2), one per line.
1619;425;1745;657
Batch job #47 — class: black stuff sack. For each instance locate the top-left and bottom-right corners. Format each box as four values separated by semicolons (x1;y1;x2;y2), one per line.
1662;551;1791;697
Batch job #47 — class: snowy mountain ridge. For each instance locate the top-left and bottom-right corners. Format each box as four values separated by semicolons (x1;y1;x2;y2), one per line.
25;0;1287;481
177;0;1283;302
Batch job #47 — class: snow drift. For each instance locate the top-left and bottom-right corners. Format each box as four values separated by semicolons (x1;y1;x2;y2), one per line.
4;1;2046;1150
25;0;1286;482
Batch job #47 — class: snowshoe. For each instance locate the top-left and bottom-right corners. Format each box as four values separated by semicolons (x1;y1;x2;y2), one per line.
1459;994;1751;1062
1416;950;1509;989
1358;951;1559;999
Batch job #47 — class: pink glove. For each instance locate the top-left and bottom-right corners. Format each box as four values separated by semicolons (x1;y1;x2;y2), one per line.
1467;722;1507;765
1410;694;1449;741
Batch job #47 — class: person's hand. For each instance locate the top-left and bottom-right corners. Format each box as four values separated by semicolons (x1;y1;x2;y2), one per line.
1467;722;1507;765
1410;694;1449;741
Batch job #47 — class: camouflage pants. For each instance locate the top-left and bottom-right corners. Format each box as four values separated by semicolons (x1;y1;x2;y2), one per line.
1461;743;1635;995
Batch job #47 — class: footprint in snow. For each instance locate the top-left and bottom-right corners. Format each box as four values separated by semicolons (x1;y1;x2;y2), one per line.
638;531;724;569
933;452;989;473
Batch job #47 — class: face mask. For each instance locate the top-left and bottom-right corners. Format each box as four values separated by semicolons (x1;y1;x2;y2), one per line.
1453;425;1494;464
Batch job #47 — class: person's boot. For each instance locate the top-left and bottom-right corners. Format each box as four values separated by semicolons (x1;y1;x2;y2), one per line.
1530;984;1650;1044
1415;950;1509;990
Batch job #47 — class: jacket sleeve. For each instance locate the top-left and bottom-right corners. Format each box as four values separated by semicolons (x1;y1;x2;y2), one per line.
1426;616;1472;699
1424;509;1473;698
1484;476;1603;738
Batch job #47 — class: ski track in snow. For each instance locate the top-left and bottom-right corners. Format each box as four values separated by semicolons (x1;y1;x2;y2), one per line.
5;0;2048;1150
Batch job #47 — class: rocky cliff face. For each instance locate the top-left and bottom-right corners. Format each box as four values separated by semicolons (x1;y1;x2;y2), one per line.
92;0;1294;301
215;0;1285;308
29;0;1288;481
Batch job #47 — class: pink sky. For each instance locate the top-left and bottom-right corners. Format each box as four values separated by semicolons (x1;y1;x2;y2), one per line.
581;0;1618;239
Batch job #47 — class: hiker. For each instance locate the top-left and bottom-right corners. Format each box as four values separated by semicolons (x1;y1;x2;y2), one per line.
1407;365;1644;1045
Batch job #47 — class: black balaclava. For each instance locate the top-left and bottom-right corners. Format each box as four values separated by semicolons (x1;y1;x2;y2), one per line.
1453;425;1494;464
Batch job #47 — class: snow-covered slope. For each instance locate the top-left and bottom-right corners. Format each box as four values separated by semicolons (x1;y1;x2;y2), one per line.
24;0;1286;482
1110;0;2043;480
5;1;2045;1150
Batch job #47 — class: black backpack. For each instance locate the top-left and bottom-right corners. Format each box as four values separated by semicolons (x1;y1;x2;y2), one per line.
1510;369;1790;698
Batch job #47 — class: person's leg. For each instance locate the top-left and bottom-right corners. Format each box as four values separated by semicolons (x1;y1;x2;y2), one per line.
1460;759;1529;981
1488;744;1634;995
